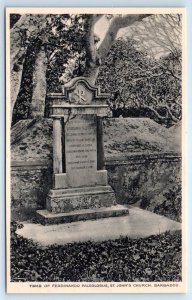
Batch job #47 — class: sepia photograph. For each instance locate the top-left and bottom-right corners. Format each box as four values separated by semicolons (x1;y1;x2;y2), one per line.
6;7;186;293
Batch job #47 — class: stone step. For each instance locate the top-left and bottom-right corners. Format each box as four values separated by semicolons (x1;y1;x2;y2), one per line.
36;205;129;225
48;185;114;197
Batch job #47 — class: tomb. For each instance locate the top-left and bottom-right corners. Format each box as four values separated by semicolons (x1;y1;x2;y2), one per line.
36;77;129;224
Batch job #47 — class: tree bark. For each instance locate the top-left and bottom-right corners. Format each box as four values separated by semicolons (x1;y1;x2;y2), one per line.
83;14;151;84
30;46;47;117
10;14;48;119
98;14;151;60
83;15;102;84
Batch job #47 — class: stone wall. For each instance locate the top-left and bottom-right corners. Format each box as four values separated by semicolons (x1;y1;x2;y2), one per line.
11;152;181;221
106;153;181;221
105;153;181;203
11;161;52;220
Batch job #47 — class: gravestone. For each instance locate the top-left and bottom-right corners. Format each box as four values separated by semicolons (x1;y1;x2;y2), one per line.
36;77;129;224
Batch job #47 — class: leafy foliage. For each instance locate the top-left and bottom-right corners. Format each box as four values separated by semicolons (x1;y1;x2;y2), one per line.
97;38;181;127
45;14;87;92
12;14;182;127
12;14;88;124
154;184;182;222
11;222;181;282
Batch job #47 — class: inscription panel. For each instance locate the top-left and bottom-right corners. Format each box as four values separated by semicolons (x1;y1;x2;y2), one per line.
65;115;97;187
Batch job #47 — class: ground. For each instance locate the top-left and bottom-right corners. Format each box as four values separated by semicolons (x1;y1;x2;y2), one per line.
11;221;181;282
16;206;181;245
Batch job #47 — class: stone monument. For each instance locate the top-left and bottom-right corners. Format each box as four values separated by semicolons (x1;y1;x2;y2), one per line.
36;77;129;224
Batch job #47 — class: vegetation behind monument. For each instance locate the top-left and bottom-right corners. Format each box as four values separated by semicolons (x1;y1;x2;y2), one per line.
10;14;181;127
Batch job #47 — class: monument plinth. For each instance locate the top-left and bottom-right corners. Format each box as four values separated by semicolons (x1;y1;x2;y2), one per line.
36;77;129;224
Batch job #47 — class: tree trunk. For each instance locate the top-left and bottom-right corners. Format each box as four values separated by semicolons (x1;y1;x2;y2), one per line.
30;46;47;118
83;65;100;85
10;14;48;120
10;63;25;120
83;14;151;84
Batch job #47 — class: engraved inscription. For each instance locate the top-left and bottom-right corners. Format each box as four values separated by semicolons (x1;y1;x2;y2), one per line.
65;115;97;187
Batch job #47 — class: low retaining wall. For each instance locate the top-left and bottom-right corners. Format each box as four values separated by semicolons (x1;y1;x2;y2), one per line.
11;161;52;216
11;152;181;220
105;153;181;203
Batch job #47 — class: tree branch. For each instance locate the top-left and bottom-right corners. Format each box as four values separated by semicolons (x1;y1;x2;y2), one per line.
158;103;180;122
143;103;168;120
147;93;180;122
98;14;152;60
92;14;104;25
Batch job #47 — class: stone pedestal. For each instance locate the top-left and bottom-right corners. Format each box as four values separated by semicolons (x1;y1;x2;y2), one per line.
36;77;129;224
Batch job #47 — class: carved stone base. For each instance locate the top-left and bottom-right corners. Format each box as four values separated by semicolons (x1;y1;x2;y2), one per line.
46;185;116;214
36;185;129;225
36;205;129;225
